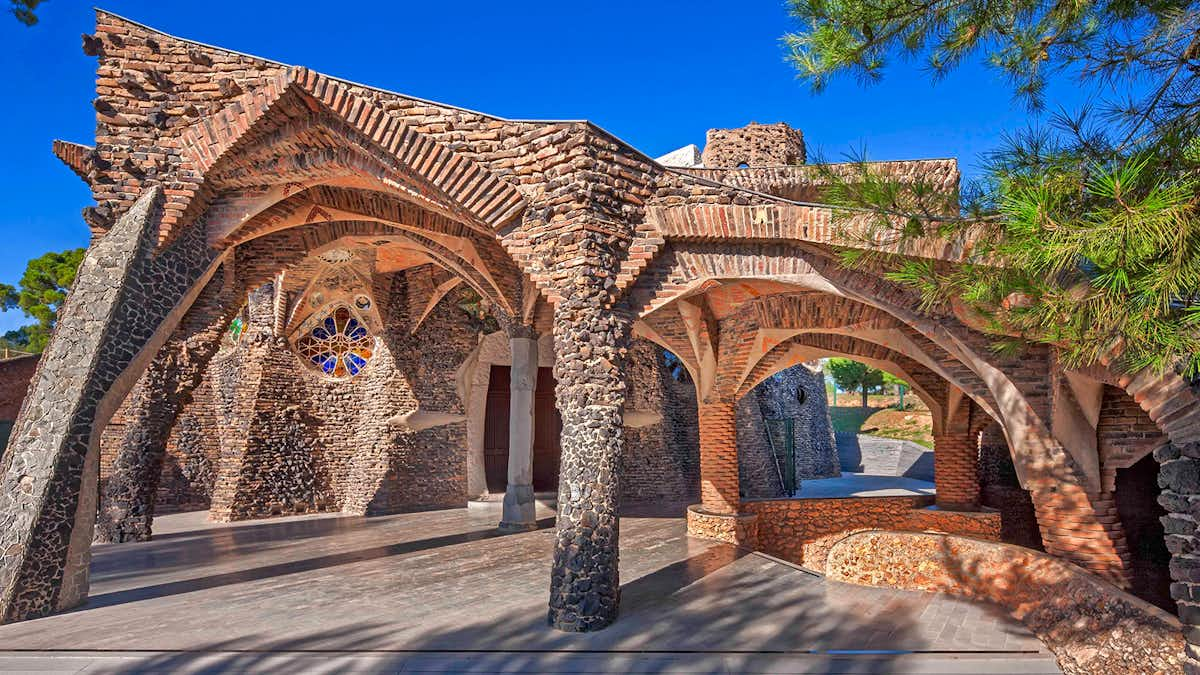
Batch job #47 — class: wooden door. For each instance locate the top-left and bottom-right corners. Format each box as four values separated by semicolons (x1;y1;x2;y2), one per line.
483;365;510;493
532;367;562;492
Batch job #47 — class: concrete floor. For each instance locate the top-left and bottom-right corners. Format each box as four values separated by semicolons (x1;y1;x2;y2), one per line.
0;504;1059;674
796;472;936;498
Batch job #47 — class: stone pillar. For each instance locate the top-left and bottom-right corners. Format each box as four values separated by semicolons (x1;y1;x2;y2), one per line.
934;429;981;510
699;398;740;514
0;187;218;623
1156;442;1200;671
94;265;240;543
500;332;538;531
546;297;631;632
1030;483;1132;587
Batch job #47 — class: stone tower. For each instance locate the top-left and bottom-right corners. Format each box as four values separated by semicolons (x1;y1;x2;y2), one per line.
701;122;806;168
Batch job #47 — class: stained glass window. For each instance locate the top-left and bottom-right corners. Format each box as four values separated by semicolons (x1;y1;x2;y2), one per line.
294;306;375;378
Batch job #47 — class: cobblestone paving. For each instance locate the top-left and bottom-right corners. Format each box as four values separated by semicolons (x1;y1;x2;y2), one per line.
0;504;1059;673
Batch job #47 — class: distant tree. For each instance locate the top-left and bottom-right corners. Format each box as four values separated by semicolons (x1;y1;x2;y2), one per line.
783;0;1200;378
882;371;909;407
0;248;85;353
827;357;884;407
10;0;44;26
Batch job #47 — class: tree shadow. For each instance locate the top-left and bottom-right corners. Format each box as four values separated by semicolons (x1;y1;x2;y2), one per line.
915;533;1183;674
80;517;555;610
81;543;961;674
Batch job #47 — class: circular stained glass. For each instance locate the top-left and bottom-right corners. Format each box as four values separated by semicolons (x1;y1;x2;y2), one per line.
294;306;375;378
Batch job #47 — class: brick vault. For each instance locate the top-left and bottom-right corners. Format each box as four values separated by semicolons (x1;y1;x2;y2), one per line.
0;9;1196;673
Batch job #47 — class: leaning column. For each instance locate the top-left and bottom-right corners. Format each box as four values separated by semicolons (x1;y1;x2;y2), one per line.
0;187;217;623
546;290;632;632
501;327;539;531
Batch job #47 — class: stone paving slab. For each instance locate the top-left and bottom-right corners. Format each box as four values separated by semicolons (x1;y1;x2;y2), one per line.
0;506;1058;673
0;651;1062;674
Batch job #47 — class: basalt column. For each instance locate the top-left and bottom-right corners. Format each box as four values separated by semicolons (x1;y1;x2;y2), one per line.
501;327;539;531
0;187;218;623
94;264;241;543
546;293;632;632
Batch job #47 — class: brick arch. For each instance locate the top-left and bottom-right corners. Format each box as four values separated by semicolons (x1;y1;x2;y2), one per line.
737;331;952;429
632;241;1082;490
232;219;506;315
222;186;521;314
176;67;525;240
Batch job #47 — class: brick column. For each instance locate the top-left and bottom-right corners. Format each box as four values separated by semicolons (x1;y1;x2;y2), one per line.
699;398;740;514
934;430;980;510
546;297;631;632
1030;483;1132;587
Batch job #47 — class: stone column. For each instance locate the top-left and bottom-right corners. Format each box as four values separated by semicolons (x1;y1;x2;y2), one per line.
546;296;632;632
500;331;538;531
0;187;218;623
1156;441;1200;671
94;265;241;543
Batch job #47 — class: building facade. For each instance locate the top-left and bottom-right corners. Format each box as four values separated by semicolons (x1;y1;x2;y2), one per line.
0;11;1195;671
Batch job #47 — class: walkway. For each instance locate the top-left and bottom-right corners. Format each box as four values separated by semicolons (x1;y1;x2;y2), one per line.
0;505;1060;673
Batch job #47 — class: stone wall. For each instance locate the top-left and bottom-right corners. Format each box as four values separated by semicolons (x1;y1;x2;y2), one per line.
701;123;805;168
752;365;838;480
737;364;838;499
977;421;1043;550
622;340;700;504
825;531;1184;675
742;496;1001;570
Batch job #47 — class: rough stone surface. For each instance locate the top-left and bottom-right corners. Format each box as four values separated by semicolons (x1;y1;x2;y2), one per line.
825;530;1184;675
0;187;215;622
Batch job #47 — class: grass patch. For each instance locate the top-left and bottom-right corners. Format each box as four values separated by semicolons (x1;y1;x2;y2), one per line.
828;395;934;448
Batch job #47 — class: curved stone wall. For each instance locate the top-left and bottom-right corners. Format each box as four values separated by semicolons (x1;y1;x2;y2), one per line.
825;531;1184;675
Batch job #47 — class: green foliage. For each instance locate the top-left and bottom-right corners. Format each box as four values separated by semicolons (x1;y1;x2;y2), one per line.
827;357;885;406
785;0;1200;377
10;0;43;26
1;248;85;353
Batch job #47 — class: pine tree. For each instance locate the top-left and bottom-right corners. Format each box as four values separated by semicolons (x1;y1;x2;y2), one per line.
783;0;1200;376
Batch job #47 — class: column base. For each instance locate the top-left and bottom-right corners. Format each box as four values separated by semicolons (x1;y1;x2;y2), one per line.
500;483;537;531
686;504;758;548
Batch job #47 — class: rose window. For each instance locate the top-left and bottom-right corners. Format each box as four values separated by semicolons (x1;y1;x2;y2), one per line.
295;307;375;378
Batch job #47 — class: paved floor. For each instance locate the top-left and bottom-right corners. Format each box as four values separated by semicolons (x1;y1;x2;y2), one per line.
0;505;1059;673
796;472;936;498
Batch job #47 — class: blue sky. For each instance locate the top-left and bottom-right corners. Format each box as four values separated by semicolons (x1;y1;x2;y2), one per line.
0;0;1086;332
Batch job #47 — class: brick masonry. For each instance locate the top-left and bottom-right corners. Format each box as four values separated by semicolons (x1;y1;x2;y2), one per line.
0;11;1191;668
743;496;1001;570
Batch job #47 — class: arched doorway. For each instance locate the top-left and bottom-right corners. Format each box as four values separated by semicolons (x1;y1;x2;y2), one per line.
482;365;562;493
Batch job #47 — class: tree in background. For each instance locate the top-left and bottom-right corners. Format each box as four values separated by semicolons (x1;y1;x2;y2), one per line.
0;248;85;353
783;0;1200;378
827;357;884;408
882;371;909;408
10;0;43;26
